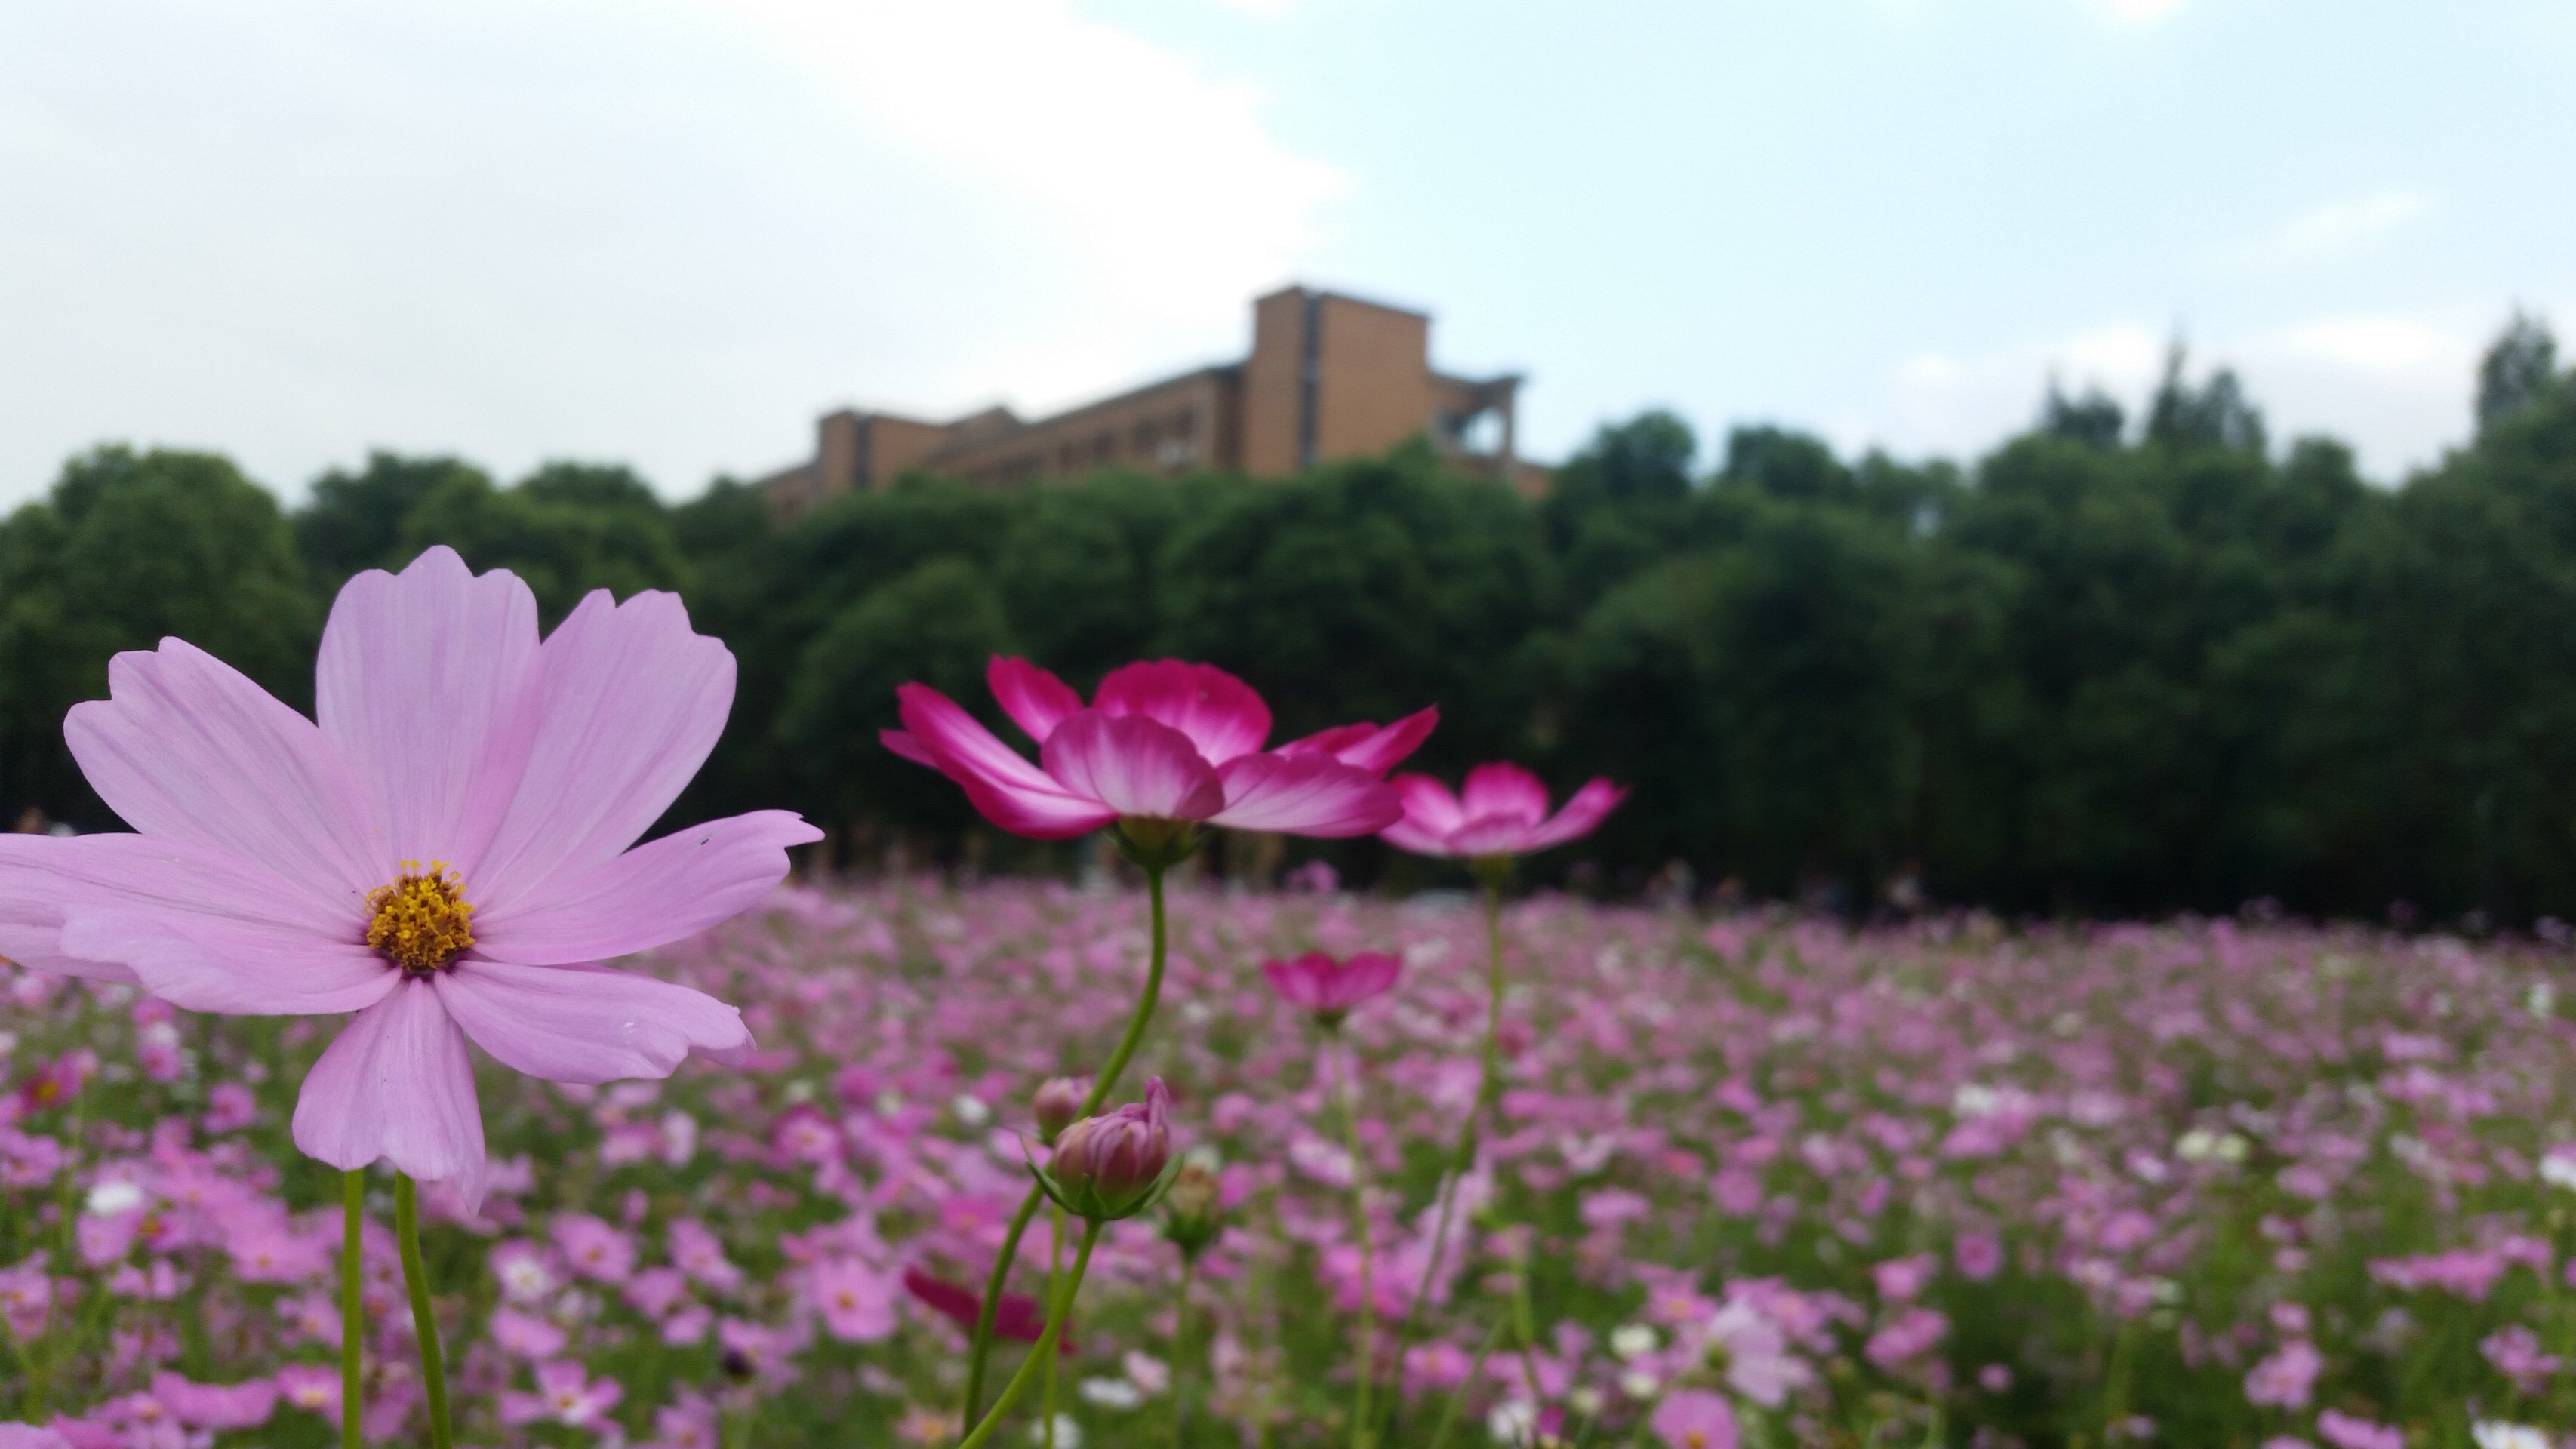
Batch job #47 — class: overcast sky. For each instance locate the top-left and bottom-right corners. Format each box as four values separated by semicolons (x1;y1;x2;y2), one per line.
3;0;2569;508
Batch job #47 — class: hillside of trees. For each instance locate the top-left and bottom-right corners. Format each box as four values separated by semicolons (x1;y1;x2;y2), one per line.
5;318;2574;924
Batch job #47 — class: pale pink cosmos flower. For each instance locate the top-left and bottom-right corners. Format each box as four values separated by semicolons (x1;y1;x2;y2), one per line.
1380;761;1625;860
1649;1388;1739;1449
0;548;820;1207
500;1361;623;1429
149;1374;278;1431
883;657;1430;840
810;1258;898;1341
1261;951;1401;1025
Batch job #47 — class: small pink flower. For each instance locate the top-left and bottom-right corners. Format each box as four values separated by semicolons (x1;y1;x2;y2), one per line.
2244;1340;2322;1409
1872;1253;1937;1302
489;1307;568;1359
550;1213;636;1283
625;1266;692;1319
811;1258;897;1342
502;1361;623;1429
1953;1232;2003;1282
668;1218;743;1292
272;1364;339;1418
149;1371;278;1430
1864;1307;1949;1371
1261;952;1401;1025
0;548;818;1205
1649;1388;1739;1449
883;657;1427;840
2316;1410;2402;1449
201;1082;257;1134
1380;762;1624;860
639;1392;719;1449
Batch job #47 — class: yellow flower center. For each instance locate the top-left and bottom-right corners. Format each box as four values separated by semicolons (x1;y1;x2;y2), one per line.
365;862;475;974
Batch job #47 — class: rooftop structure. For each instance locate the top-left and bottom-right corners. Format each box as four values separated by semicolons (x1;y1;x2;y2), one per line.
753;285;1535;520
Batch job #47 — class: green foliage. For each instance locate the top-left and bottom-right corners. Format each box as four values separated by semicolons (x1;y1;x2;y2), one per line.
10;312;2576;920
774;557;1014;841
0;446;317;827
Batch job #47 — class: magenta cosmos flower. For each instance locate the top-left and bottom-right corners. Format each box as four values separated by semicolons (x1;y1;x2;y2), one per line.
1379;761;1625;860
1261;951;1400;1026
882;657;1431;841
0;547;819;1206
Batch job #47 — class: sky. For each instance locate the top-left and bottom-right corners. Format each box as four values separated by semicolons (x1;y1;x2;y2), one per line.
2;0;2570;509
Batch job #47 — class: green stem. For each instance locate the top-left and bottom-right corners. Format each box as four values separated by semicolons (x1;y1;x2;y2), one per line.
1426;1317;1506;1449
962;861;1171;1426
1382;871;1510;1443
343;1171;365;1449
1171;1254;1198;1449
1043;1206;1063;1449
1337;1034;1378;1449
959;1221;1104;1449
392;1174;452;1449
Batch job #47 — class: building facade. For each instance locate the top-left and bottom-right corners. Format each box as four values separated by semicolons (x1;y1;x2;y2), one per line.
754;285;1534;521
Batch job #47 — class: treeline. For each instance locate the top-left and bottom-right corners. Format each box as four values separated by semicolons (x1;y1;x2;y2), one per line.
5;318;2574;923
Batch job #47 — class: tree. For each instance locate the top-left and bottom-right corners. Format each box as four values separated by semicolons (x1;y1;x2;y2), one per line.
2476;311;2560;435
0;447;319;827
2039;380;2125;451
2145;343;2267;455
772;558;1014;857
297;452;491;588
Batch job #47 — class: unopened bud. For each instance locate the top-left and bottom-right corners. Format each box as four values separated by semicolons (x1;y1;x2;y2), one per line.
1033;1075;1090;1144
1042;1078;1175;1220
1161;1158;1224;1257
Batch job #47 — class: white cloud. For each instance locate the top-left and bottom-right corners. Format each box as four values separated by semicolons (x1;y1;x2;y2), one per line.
2222;190;2437;267
0;0;1341;504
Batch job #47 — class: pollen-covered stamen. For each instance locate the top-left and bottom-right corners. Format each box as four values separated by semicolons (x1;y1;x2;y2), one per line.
365;860;475;974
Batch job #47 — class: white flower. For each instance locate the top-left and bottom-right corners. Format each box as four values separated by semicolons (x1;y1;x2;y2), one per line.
2541;1152;2576;1191
84;1181;145;1217
1027;1414;1082;1448
1078;1377;1143;1411
1486;1399;1539;1446
2473;1423;2550;1449
952;1094;992;1127
2174;1128;2219;1162
1609;1323;1659;1361
1619;1370;1661;1400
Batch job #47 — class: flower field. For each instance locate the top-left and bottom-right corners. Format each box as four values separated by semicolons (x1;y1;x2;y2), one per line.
5;879;2574;1448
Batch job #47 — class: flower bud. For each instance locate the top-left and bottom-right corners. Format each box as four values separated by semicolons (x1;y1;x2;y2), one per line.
1161;1158;1224;1257
1033;1075;1090;1144
1042;1078;1174;1220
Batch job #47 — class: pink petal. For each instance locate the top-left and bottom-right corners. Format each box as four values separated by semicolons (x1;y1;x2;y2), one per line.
291;979;488;1208
1380;774;1469;854
1208;752;1402;837
316;546;543;875
0;838;133;982
1092;660;1271;764
1322;708;1439;776
1524;778;1629;851
897;685;1118;838
0;835;394;1013
64;640;388;906
879;729;935;767
474;811;820;966
435;959;749;1084
1458;762;1551;826
471;590;733;915
988;657;1084;743
1040;711;1226;822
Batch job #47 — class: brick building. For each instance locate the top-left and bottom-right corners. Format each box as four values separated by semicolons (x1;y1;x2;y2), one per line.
753;285;1536;520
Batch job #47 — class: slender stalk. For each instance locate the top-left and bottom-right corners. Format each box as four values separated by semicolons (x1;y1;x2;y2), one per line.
962;861;1171;1425
1426;1318;1507;1449
392;1174;452;1449
342;1171;365;1449
1336;1033;1379;1449
1383;869;1512;1441
958;1221;1104;1449
1042;1206;1064;1449
1171;1254;1198;1449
